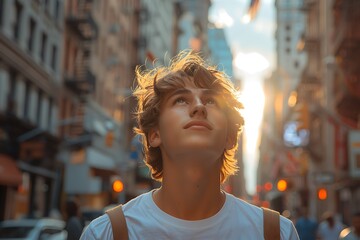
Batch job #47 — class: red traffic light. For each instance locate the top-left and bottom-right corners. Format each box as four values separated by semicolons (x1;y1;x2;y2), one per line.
318;188;327;200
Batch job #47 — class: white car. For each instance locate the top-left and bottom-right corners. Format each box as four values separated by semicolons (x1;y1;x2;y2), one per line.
0;218;67;240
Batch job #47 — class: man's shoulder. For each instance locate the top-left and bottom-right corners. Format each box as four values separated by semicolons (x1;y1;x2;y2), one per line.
80;191;152;240
225;193;263;216
225;193;297;238
122;191;152;212
80;214;112;239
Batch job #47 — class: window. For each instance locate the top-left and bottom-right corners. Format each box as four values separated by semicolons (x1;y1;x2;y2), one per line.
0;0;4;27
27;18;36;53
51;45;57;71
8;71;17;112
23;81;30;119
13;1;23;41
54;0;60;21
9;71;16;99
64;38;70;72
40;32;48;62
36;90;42;123
47;98;53;129
43;0;49;12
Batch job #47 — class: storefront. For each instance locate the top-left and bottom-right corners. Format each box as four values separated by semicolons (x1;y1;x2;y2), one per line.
0;154;22;220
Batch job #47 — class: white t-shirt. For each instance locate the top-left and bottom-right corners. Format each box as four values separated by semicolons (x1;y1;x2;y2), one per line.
80;190;299;240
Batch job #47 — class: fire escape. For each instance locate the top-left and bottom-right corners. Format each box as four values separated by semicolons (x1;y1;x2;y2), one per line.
63;0;98;143
299;0;323;161
333;0;360;128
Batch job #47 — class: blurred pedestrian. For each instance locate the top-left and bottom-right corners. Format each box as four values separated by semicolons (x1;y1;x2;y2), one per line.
80;51;299;239
338;211;360;240
64;199;83;240
317;211;345;240
295;207;318;240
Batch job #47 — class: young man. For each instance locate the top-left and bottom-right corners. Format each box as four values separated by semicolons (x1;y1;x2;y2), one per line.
80;51;299;239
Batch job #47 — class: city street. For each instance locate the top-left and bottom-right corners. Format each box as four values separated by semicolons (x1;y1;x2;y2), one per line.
0;0;360;239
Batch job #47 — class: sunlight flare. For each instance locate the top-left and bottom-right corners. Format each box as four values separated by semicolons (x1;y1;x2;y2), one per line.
238;79;265;194
234;52;269;75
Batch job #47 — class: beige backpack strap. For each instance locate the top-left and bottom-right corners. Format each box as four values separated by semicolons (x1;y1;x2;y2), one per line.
105;205;129;240
262;207;280;240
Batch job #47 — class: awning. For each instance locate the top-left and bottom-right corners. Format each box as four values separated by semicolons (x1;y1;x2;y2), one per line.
18;161;56;179
0;154;22;186
90;167;118;177
87;147;119;177
87;147;116;170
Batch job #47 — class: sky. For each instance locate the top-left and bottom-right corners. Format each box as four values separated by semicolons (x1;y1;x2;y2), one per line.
209;0;276;195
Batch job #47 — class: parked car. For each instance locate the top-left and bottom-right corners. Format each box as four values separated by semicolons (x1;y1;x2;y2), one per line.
0;218;67;240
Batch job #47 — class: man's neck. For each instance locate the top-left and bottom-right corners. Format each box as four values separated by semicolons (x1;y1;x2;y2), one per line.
152;158;225;220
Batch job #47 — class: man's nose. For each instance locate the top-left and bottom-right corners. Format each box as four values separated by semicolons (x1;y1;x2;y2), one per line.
190;99;207;118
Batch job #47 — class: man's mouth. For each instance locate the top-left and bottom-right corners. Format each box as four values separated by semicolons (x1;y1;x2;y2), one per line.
183;121;213;130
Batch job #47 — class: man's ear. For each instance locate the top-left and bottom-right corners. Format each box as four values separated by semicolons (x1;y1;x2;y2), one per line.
148;128;161;147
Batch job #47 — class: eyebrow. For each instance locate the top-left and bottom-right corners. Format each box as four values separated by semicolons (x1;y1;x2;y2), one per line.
168;88;220;98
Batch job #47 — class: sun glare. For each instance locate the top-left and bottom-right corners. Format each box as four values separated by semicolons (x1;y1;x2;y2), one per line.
234;52;269;75
238;78;265;195
242;14;251;24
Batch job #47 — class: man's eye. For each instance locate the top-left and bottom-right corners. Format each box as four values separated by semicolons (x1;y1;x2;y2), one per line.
205;98;217;105
174;97;187;104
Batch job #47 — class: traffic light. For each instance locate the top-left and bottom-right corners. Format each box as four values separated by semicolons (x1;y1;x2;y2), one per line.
293;102;309;131
112;179;124;193
317;188;327;200
276;179;294;192
277;179;288;192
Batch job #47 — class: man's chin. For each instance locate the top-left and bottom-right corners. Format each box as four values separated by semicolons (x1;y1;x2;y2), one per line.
172;146;224;159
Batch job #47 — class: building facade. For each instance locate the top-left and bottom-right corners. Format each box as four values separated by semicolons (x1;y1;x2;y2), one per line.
137;0;174;67
61;0;140;209
176;0;211;56
207;24;234;78
258;0;308;215
0;0;64;219
259;0;360;223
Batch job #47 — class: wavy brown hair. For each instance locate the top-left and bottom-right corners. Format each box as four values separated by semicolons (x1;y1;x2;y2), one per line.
133;51;244;183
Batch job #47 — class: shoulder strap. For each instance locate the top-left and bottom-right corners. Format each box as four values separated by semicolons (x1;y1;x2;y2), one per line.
105;205;129;240
262;207;280;240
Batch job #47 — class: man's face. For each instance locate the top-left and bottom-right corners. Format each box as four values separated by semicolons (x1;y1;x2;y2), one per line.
149;81;233;165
